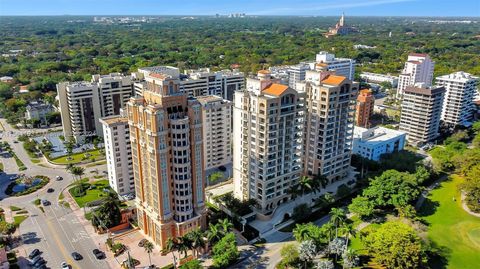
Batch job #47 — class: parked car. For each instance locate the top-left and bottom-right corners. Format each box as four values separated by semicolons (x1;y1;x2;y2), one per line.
28;249;41;259
47;188;54;193
93;249;105;259
32;258;46;267
56;176;63;181
41;199;51;206
61;262;70;269
71;251;83;260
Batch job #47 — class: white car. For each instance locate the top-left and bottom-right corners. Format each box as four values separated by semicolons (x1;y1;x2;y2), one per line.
61;261;70;269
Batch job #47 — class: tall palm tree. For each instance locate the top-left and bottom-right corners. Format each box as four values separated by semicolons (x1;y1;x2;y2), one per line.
313;173;329;189
330;208;347;238
218;218;233;235
187;229;206;258
166;238;178;268
341;223;357;251
143;241;154;267
287;183;300;204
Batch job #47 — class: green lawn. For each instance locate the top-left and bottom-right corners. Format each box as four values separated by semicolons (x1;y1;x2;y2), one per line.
50;149;105;165
69;180;111;208
419;175;480;269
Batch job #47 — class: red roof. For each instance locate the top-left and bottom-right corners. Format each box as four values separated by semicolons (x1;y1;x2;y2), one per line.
409;52;428;57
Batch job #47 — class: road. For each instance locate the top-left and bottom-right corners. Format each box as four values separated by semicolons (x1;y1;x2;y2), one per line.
0;118;110;269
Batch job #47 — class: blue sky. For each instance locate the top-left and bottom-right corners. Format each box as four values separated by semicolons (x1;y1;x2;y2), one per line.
0;0;479;16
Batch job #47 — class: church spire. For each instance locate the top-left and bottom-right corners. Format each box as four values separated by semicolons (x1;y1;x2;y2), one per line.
339;12;345;26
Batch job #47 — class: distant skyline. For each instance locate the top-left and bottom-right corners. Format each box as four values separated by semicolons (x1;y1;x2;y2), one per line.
0;0;479;17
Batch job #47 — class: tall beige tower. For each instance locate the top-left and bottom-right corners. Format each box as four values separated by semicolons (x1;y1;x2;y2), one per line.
297;69;358;183
233;70;304;214
126;72;206;249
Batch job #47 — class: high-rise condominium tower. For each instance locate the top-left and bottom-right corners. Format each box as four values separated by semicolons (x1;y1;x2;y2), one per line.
396;53;434;99
126;72;206;248
399;85;445;146
355;89;375;127
196;95;232;173
315;51;355;80
297;69;358;182
436;71;479;127
233;70;304;213
57;73;134;142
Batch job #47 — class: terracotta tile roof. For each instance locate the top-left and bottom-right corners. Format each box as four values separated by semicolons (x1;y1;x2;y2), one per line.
321;75;346;86
359;89;372;95
408;60;422;64
262;83;289;96
149;73;168;79
409;52;428;57
258;70;270;75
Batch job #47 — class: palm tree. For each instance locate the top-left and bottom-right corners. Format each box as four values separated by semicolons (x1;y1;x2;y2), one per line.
330;208;347;238
187;229;206;258
206;223;222;245
143;241;154;267
293;224;312;242
341;223;357;251
166;238;178;268
218;218;233;235
313;173;329;189
69;166;85;184
177;235;192;259
287;183;300;204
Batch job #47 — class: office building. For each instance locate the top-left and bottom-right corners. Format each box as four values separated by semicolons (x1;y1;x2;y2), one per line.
233;70;304;213
297;70;358;182
399;85;445;146
100;113;134;196
137;66;244;101
196;95;232;172
352;126;406;161
396;53;435;99
127;72;206;248
315;51;355;80
355;89;375;127
57;73;134;142
360;72;398;88
436;71;479;127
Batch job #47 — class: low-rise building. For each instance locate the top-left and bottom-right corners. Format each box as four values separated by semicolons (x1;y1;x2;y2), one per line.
25;101;54;125
353;126;406;161
360;72;399;88
100;113;134;196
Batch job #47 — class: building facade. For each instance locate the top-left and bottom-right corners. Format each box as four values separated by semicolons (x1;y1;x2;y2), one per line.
355;89;375;127
360;72;398;88
100;114;134;196
436;71;479;127
127;72;206;248
396;53;435;99
325;13;357;38
196;95;232;172
233;70;304;213
352;126;406;161
137;66;244;101
25;101;54;125
315;51;355;80
399;85;445;146
57;73;134;142
288;63;310;89
297;70;358;183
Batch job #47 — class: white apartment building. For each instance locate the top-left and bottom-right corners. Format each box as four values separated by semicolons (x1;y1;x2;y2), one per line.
137;66;244;101
436;71;479;127
288;63;310;89
233;70;304;213
360;72;399;88
100;114;134;196
315;51;355;80
196;95;232;172
57;73;134;142
297;70;358;182
399;85;445;146
353;126;406;161
396;53;435;99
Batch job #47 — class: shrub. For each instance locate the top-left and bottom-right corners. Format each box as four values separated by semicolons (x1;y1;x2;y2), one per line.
292;203;312;222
